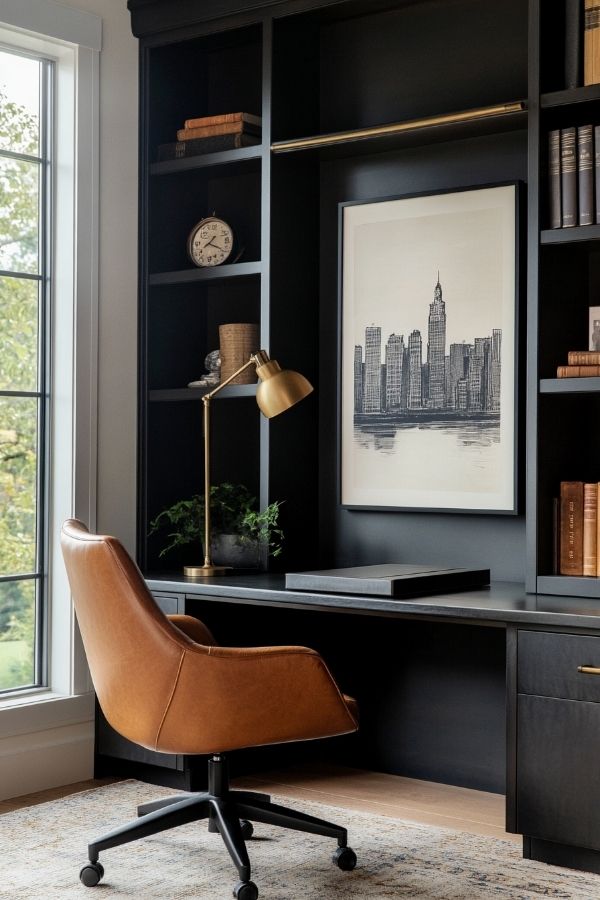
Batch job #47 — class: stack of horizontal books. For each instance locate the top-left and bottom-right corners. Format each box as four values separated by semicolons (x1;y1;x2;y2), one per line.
558;481;600;577
556;350;600;377
157;112;262;161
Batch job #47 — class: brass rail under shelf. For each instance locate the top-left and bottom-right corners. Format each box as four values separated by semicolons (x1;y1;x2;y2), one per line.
271;101;526;154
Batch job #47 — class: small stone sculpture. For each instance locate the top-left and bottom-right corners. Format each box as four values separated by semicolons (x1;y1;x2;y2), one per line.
187;349;221;387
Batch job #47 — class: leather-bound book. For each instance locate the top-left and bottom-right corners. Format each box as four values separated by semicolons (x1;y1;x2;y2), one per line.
176;121;261;141
549;130;562;229
183;112;262;130
561;127;577;227
568;350;600;364
578;124;594;224
566;0;583;88
583;483;598;575
560;481;584;575
597;484;600;576
585;0;600;85
557;364;600;376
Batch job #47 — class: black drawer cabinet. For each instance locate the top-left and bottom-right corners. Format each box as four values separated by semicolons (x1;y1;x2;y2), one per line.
517;694;600;852
517;629;600;871
518;631;600;703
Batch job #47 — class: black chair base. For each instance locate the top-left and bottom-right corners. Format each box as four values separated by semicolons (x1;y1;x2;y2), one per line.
80;755;356;898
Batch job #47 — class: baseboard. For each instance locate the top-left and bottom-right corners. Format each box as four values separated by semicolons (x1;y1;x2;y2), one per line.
0;720;94;800
524;836;600;875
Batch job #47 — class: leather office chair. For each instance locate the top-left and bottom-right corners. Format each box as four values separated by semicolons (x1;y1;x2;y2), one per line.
60;519;359;899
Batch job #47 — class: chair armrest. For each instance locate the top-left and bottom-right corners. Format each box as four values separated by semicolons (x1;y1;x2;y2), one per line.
167;614;217;646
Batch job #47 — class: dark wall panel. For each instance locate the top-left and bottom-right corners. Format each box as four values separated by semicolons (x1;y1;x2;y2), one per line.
318;130;528;580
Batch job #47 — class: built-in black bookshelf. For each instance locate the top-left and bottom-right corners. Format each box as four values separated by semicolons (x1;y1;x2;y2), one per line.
130;0;600;599
130;0;530;580
528;0;600;597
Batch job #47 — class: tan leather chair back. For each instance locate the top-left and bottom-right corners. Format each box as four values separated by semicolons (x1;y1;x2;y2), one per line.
60;519;197;749
61;519;358;756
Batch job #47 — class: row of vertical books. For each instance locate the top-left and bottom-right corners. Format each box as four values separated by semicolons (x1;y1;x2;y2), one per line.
557;481;600;576
563;0;600;89
548;125;599;228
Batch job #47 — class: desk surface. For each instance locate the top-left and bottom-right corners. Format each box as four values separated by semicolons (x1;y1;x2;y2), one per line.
146;574;600;631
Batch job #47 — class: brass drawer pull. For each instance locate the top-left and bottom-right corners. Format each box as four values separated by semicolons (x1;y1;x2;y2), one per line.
577;666;600;675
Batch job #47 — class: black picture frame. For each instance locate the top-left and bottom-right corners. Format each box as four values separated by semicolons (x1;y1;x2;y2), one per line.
337;181;522;515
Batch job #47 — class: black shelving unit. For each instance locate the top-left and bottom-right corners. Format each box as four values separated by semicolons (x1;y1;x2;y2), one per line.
133;0;530;579
528;0;600;598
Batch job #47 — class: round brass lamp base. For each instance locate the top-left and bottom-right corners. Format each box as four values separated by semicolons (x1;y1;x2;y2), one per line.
184;564;232;577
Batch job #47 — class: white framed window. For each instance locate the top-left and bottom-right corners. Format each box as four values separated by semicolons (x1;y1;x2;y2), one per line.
0;0;101;725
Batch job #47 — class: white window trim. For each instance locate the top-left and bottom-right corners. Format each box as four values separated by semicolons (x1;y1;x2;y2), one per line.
0;2;101;796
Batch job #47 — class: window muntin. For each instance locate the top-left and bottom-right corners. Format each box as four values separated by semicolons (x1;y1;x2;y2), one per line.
0;47;51;693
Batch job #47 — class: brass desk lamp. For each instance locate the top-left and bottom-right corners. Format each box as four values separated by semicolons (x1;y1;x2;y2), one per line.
185;350;313;577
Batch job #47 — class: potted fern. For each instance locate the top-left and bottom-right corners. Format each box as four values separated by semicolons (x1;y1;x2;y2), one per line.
149;483;284;568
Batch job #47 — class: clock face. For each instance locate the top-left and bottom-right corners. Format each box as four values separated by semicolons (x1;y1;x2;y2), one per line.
187;217;234;267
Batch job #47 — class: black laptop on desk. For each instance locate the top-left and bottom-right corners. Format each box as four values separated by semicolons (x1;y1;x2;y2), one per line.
285;564;490;599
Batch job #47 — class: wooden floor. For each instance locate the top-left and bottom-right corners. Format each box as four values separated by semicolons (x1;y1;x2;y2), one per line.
0;765;518;843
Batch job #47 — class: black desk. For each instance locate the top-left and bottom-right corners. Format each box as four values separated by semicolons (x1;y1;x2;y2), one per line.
99;576;600;875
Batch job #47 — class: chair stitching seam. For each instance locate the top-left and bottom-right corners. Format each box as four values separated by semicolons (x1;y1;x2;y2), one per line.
154;648;186;750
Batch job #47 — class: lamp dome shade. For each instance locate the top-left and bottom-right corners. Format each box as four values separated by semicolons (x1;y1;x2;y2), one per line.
256;366;313;418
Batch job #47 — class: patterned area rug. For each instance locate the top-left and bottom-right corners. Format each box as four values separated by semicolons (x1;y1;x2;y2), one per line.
1;779;599;899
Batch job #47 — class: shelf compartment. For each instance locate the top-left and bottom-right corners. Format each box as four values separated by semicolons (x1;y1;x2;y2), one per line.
541;84;600;109
540;377;600;394
541;225;600;245
271;102;527;156
150;145;264;177
150;384;257;402
147;24;263;154
538;575;600;599
148;261;262;287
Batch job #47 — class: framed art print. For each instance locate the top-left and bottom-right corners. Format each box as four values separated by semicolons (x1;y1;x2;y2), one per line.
340;183;518;513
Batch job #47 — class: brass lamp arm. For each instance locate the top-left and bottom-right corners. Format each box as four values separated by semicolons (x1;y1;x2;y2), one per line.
204;353;264;400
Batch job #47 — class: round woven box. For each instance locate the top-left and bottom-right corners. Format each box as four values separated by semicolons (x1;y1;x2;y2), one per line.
219;323;260;384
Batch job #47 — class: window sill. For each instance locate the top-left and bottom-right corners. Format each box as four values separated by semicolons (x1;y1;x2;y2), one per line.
0;690;94;739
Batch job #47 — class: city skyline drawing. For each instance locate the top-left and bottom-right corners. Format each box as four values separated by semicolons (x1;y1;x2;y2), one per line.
353;274;502;423
341;184;517;512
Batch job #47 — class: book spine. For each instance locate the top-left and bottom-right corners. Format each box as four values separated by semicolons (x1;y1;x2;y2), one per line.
585;0;600;85
597;484;600;576
183;112;262;129
561;127;578;227
568;350;600;364
578;124;594;225
560;481;584;575
176;121;261;141
584;483;598;575
557;364;600;376
566;0;583;88
549;130;562;229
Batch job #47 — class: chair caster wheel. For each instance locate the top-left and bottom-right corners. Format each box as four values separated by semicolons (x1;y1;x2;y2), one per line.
333;846;357;871
233;880;259;899
79;862;104;886
240;819;254;840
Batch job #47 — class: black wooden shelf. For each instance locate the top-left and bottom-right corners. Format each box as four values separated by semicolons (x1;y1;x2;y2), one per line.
541;83;600;109
149;384;257;402
271;105;527;159
148;260;262;286
540;224;600;245
540;377;600;394
149;144;264;176
537;575;600;599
